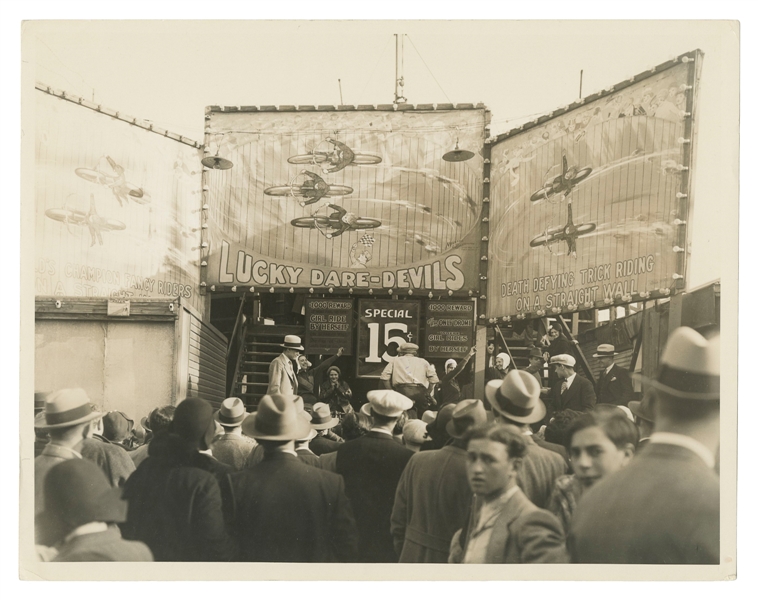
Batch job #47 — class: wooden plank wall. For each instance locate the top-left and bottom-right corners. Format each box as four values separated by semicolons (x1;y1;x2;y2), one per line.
186;311;228;408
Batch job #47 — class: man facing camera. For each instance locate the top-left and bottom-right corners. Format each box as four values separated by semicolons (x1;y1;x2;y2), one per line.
449;423;567;564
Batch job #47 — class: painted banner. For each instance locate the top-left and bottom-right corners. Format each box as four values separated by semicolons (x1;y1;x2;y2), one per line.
204;106;486;293
487;58;698;319
357;299;420;378
304;298;355;355
423;300;476;358
34;90;204;313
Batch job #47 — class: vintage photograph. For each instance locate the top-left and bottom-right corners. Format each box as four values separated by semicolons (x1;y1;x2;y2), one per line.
18;18;739;581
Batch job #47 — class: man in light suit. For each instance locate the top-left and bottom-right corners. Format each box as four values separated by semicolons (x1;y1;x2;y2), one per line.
449;423;567;564
485;371;567;508
569;327;720;564
593;344;635;407
267;335;303;395
548;354;596;416
391;399;488;563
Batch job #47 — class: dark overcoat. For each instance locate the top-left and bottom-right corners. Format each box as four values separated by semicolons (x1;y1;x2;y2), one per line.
595;363;635;406
336;431;414;562
548;374;597;414
568;443;719;564
390;443;472;563
230;452;358;562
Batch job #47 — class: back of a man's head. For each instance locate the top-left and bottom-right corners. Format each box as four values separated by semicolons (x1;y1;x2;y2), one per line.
149;405;176;437
170;398;214;449
48;421;91;445
370;408;399;429
656;393;720;428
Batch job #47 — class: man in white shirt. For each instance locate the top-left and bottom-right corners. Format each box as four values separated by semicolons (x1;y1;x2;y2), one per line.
380;342;439;418
448;423;567;564
569;327;720;564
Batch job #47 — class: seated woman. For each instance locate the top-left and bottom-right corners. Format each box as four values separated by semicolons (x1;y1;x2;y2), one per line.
435;347;475;407
318;366;354;418
547;407;639;533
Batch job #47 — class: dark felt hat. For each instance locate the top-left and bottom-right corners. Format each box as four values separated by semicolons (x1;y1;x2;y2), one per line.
102;411;133;442
170;398;215;448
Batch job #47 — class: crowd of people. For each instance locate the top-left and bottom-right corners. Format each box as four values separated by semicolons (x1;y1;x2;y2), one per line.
33;326;720;566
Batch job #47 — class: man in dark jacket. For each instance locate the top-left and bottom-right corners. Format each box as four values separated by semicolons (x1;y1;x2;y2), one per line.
337;389;415;562
391;399;487;562
297;347;343;405
548;354;596;416
121;398;237;561
231;393;358;562
593;344;635;407
79;414;136;488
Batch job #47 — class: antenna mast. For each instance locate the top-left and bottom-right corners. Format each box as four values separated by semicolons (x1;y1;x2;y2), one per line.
394;33;406;104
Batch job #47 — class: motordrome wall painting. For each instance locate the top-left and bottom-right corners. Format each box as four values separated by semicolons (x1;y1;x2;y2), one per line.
487;57;700;319
204;106;487;292
34;90;204;312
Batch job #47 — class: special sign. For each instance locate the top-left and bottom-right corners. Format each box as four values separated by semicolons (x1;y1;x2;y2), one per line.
304;298;354;355
423;300;475;358
356;299;420;378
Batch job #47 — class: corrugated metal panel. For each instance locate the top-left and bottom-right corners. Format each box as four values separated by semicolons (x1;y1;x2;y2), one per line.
187;312;228;408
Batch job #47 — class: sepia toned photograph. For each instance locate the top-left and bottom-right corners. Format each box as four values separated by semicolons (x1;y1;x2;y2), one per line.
17;14;739;583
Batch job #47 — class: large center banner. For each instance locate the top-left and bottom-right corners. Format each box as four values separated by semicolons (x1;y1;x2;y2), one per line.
204;106;486;293
487;56;700;319
35;89;205;313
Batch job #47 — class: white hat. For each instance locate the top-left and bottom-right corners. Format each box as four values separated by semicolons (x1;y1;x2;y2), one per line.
421;410;438;425
485;370;546;424
593;344;617;358
34;388;103;430
402;420;429;446
365;389;413;417
445;358;458;371
281;335;304;351
496;353;511;368
399;342;419;355
550;354;576;367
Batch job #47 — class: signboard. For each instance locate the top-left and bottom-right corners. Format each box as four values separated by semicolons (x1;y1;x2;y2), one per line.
356;299;420;378
304;298;354;355
204;106;487;294
487;55;700;319
423;300;475;358
35;90;205;313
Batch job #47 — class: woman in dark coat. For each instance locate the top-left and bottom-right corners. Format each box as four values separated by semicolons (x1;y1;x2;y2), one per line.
318;366;354;418
434;347;475;407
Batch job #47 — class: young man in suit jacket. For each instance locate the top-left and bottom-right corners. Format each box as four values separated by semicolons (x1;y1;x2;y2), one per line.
569;327;720;564
337;390;415;562
548;354;596;416
449;423;567;564
231;393;358;562
593;344;635;407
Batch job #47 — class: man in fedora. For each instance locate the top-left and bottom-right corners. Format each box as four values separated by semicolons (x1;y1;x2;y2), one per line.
548;354;596;416
121;398;237;561
524;347;547;388
267;335;304;395
569;327;720;564
593;344;635;407
380;342;439;418
129;405;175;468
391;399;487;563
629;389;655;450
211;397;256;471
35;388;103;515
36;459;153;561
337;389;415;562
230;393;358;562
486;371;567;509
449;423;567;564
79;411;136;488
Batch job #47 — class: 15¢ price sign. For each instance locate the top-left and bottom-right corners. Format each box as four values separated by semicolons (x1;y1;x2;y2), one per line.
357;299;420;378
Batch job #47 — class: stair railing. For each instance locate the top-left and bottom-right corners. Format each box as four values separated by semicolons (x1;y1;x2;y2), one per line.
226;293;249;397
494;324;516;369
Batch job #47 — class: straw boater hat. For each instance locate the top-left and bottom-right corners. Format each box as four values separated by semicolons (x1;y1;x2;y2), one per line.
281;335;304;351
593;344;617;358
214;397;248;426
34;388;103;430
446;399;488;439
550;354;576;367
634;326;720;401
485;370;546;424
360;389;413;417
310;402;339;430
36;459;128;547
241;394;312;441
